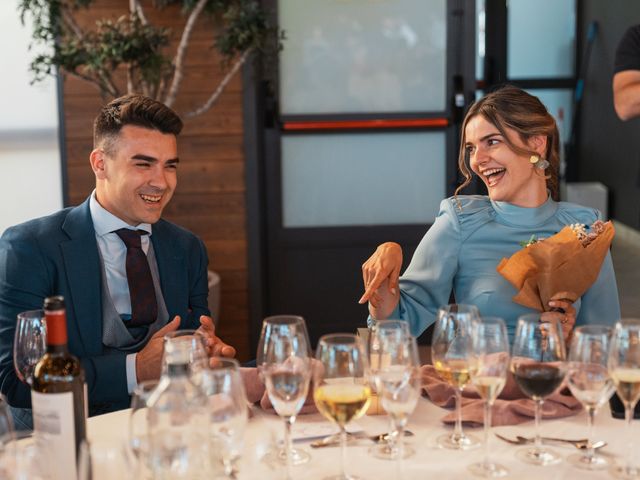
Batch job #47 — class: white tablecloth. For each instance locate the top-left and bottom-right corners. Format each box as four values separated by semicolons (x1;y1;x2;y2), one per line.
88;398;639;480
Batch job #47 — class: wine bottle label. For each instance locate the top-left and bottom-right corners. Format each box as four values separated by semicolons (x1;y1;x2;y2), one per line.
32;390;78;480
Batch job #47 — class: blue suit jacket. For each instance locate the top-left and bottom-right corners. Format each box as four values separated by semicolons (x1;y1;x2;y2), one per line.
0;198;210;414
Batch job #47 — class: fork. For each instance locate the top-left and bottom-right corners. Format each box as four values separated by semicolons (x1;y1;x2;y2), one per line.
495;433;606;450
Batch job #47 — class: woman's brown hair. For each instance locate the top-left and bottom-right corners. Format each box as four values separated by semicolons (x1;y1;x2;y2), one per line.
454;85;560;199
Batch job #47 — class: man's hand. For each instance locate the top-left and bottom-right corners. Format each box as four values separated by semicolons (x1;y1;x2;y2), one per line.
197;315;236;359
135;316;180;382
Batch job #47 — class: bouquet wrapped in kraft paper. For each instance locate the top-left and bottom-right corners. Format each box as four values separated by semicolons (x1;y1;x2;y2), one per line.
497;221;615;311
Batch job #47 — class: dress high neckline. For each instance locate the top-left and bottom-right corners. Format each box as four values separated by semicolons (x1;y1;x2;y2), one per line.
490;195;558;227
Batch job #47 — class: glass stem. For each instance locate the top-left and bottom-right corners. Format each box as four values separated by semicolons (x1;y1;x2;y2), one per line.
625;402;635;473
483;400;492;468
585;406;596;461
284;416;293;479
534;399;543;452
395;417;404;460
454;387;464;440
340;426;348;480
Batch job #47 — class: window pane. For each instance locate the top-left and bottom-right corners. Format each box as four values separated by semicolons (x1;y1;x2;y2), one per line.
507;0;576;79
281;132;446;227
279;0;447;115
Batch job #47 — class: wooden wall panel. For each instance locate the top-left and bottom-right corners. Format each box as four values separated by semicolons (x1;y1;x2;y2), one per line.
62;0;251;360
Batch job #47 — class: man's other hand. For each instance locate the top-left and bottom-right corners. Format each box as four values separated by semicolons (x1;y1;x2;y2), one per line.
198;315;237;359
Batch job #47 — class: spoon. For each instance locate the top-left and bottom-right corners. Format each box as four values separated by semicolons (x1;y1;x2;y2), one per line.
495;433;607;450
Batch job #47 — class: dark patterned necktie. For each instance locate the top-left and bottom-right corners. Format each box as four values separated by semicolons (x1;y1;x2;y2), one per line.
114;229;157;327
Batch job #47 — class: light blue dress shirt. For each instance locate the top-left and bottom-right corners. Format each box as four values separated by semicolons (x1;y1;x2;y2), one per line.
89;190;152;393
387;195;621;340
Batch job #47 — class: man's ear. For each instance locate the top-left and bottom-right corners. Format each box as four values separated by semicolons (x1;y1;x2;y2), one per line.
90;149;107;180
529;135;548;157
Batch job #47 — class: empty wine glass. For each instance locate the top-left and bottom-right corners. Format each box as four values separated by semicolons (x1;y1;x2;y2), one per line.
13;310;47;385
608;319;640;479
201;358;248;478
510;313;566;466
468;317;510;478
431;304;480;449
314;334;371;480
1;431;46;480
566;325;616;470
78;437;134;480
129;380;159;474
374;328;420;462
257;315;312;472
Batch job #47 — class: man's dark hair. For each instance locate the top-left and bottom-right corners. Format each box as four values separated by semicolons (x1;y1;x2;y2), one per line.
93;94;183;154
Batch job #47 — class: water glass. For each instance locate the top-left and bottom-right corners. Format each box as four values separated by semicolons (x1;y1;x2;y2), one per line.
13;310;47;385
431;304;480;449
257;315;312;472
201;358;248;478
566;325;615;470
129;380;159;473
374;328;420;462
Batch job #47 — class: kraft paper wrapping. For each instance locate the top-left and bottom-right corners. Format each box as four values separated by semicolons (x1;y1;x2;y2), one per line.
497;222;615;311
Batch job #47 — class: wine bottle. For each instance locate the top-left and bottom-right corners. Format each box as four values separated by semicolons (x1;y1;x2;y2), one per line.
31;295;87;480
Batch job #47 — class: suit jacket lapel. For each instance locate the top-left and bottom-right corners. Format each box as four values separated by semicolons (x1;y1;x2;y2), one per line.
60;199;102;354
151;220;185;317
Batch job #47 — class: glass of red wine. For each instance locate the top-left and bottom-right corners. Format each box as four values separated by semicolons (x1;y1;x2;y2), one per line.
510;313;566;466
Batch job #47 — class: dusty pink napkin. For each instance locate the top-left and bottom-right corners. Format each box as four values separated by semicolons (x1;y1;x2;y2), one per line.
421;365;581;426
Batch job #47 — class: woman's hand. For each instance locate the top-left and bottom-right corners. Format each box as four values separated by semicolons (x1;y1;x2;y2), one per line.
540;292;577;343
358;242;403;319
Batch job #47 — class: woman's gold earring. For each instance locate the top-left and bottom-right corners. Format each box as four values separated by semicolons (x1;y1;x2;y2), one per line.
529;154;549;170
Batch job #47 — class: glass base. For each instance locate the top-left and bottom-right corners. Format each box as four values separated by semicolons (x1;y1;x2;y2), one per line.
436;432;480;450
610;464;640;479
322;475;361;480
262;446;310;466
468;461;509;478
567;451;610;470
515;445;562;466
369;443;415;460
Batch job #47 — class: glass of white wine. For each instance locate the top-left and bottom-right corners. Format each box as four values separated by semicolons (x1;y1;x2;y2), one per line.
468;317;510;478
431;304;480;450
256;315;312;472
608;319;640;480
375;329;420;461
314;334;371;480
566;325;615;470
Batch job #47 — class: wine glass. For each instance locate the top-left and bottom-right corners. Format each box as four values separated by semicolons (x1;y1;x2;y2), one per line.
374;328;420;462
314;334;371;480
608;319;640;479
468;317;510;478
13;310;47;385
129;380;158;474
431;304;480;449
201;358;248;479
257;315;312;470
510;313;566;466
566;325;616;470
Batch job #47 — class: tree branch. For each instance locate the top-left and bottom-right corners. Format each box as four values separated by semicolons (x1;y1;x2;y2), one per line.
186;48;253;118
163;0;207;107
61;8;84;39
64;69;116;97
130;0;148;25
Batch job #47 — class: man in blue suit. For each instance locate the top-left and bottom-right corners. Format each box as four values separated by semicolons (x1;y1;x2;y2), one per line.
0;94;239;427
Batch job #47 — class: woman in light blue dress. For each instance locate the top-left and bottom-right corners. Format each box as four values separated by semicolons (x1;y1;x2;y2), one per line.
359;86;620;341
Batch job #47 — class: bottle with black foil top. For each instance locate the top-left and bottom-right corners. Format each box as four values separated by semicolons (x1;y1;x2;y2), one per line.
31;295;87;480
